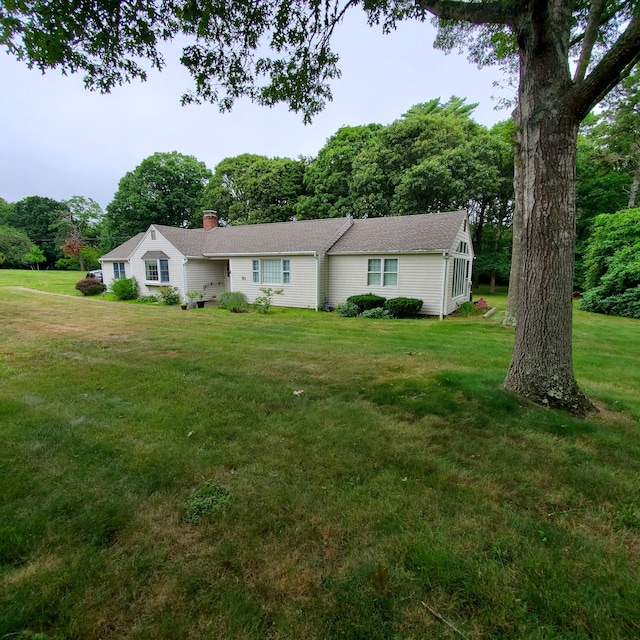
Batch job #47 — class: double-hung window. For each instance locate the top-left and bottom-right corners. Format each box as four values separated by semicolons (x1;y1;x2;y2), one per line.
253;259;290;284
145;258;170;283
113;262;126;279
367;258;398;287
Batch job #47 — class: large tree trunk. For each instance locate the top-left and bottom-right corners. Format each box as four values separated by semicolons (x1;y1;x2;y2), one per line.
503;9;592;414
503;110;523;327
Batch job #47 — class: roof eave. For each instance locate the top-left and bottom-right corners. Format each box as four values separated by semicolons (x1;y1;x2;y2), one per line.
202;251;317;258
327;249;448;255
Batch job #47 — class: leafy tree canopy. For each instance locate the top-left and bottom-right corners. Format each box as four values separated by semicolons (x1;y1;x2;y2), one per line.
349;100;510;219
8;196;70;266
0;225;35;268
105;151;212;244
579;208;640;318
201;154;306;225
0;197;13;225
297;124;383;220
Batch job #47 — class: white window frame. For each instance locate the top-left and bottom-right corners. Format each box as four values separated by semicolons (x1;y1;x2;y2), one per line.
113;262;126;279
452;257;469;298
145;258;170;284
367;258;398;288
254;259;291;285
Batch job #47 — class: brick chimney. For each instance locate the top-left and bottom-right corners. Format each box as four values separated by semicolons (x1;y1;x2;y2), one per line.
203;210;219;231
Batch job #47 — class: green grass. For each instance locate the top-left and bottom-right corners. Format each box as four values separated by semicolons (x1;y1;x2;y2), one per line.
0;278;639;639
0;268;85;295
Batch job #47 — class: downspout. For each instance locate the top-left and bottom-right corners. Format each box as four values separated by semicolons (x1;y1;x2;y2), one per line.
440;252;449;321
315;253;319;311
182;258;188;300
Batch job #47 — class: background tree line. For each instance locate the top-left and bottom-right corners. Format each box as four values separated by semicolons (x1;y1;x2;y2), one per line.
2;93;637;306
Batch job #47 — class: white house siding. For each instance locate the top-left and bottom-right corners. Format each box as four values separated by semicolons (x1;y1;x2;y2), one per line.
327;254;445;315
445;220;474;314
130;228;187;298
102;260;132;290
185;259;226;301
228;255;319;309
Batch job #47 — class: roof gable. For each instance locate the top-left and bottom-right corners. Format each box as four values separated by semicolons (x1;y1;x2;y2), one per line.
100;232;145;260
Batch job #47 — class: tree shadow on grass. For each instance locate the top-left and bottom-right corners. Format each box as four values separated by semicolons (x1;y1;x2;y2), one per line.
366;371;596;437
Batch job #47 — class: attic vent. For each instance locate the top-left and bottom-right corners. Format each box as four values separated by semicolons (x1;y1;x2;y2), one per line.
151;230;156;240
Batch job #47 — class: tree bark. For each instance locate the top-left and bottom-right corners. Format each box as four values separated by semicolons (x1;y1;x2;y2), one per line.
503;108;522;326
503;8;592;414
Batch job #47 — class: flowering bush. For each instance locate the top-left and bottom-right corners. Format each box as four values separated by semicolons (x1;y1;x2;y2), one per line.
475;297;489;310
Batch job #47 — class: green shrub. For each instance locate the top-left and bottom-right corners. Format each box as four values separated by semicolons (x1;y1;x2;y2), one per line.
158;286;181;305
580;209;640;318
385;297;423;318
360;307;393;318
111;276;138;301
456;301;484;317
346;294;387;313
218;291;249;312
135;295;159;304
580;286;640;319
75;277;106;296
336;301;360;317
253;287;283;314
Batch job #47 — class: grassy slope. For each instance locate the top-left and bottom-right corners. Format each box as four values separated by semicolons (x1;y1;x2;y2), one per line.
0;269;85;295
0;279;639;639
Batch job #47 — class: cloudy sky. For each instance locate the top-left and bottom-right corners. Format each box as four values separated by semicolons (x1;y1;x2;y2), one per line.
1;12;511;210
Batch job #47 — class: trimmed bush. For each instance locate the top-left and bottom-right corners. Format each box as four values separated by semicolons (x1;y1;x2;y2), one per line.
217;291;249;312
385;297;423;318
346;294;387;313
111;276;138;301
75;277;106;296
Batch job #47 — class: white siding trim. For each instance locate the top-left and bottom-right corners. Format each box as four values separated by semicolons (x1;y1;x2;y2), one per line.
440;253;449;321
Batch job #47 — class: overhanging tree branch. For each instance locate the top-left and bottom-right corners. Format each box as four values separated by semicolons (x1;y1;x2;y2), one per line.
573;7;640;118
573;0;607;83
416;0;512;27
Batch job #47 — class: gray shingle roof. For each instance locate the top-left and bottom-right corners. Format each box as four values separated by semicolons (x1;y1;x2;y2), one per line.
154;226;209;257
201;217;352;255
100;211;468;261
327;211;467;254
100;232;145;260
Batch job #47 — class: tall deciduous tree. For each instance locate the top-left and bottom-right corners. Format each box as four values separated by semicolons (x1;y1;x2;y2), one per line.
0;198;13;226
105;151;212;245
297;124;383;219
592;66;640;209
202;154;307;225
2;1;639;412
8;196;70;267
0;225;33;268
